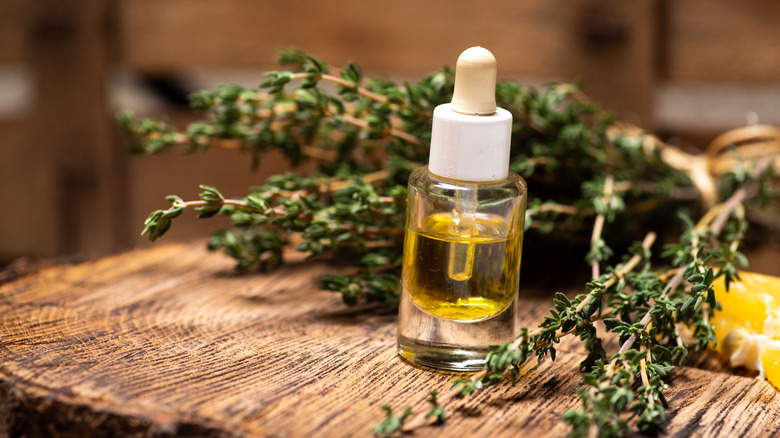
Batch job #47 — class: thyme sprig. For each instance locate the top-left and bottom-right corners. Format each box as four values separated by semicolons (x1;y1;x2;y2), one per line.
119;50;780;436
121;50;699;303
375;180;756;437
377;161;771;437
377;232;656;435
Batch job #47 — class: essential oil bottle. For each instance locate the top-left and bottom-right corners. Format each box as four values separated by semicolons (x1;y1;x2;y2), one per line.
397;47;527;371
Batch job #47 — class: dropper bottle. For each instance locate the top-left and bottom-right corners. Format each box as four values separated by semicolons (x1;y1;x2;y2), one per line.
397;47;527;371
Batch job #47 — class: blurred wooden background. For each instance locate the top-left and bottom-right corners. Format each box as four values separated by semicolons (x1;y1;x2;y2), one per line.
1;0;779;264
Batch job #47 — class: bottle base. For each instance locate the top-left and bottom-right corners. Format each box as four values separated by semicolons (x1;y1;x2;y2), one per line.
397;335;491;371
396;290;519;372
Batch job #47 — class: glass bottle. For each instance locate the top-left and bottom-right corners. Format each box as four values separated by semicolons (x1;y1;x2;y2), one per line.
397;47;528;371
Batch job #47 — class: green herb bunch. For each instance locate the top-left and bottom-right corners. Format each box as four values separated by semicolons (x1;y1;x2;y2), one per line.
376;157;772;437
118;49;779;436
119;49;705;304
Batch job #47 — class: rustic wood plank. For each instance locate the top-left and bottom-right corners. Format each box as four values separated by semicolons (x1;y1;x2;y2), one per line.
1;241;779;437
25;0;123;256
0;0;27;64
568;0;659;127
664;0;780;82
117;0;573;76
116;0;656;123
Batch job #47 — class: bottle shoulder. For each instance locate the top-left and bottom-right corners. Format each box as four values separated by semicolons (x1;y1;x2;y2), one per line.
409;166;526;193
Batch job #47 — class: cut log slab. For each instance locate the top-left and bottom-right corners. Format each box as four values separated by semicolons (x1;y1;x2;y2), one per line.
1;242;779;437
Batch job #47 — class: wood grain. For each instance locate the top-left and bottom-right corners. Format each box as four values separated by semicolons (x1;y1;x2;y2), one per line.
664;0;780;82
0;0;28;64
1;241;779;437
116;0;657;123
15;0;122;257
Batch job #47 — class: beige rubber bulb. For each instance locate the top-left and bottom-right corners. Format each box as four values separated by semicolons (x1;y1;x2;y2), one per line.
450;46;497;116
428;45;512;182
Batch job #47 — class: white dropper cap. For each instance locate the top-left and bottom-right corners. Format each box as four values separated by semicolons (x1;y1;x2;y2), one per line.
428;46;513;182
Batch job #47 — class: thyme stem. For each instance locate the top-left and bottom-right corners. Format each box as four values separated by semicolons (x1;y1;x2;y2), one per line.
590;175;614;279
340;114;423;146
289;72;395;107
616;161;771;358
399;232;656;433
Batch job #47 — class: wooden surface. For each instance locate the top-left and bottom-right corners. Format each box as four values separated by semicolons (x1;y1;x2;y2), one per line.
1;242;779;437
0;0;125;260
28;0;122;256
117;0;658;124
665;0;780;82
4;0;780;262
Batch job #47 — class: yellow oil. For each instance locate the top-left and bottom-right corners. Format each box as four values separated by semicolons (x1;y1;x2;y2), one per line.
402;212;522;322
